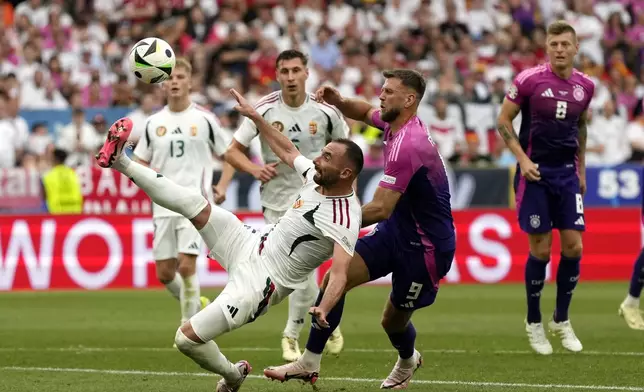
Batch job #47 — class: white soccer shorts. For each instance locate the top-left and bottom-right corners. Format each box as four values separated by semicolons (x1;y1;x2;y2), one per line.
189;205;292;339
152;216;202;260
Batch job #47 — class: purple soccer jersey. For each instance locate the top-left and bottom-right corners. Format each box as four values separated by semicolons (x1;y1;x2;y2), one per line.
354;110;455;310
507;63;595;166
507;64;595;234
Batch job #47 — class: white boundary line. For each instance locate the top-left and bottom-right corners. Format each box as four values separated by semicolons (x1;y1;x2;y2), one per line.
0;346;643;356
1;366;643;391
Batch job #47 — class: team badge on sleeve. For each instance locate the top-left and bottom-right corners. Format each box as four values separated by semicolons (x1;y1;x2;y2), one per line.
508;84;518;99
272;121;284;132
156;126;167;136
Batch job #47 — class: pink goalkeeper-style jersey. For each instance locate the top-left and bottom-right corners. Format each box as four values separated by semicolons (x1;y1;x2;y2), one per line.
370;109;455;253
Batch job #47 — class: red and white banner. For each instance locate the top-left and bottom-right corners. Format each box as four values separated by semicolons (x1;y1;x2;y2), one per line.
0;209;641;291
0;167;151;214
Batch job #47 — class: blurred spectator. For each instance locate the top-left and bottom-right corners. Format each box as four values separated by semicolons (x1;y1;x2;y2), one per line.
56;108;100;167
0;91;21;168
587;100;630;166
26;122;54;159
127;92;160;144
419;95;465;163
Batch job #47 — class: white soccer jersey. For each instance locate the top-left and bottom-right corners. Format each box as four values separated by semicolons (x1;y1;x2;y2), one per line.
257;155;361;290
133;103;231;217
234;91;350;211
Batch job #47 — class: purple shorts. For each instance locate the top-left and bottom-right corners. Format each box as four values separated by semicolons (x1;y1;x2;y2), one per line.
355;223;454;311
514;164;585;234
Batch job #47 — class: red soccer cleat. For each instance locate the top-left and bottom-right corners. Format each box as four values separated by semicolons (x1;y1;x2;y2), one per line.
95;117;133;168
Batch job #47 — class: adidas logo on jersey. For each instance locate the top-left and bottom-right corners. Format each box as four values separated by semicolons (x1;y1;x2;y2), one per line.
227;305;239;318
172;127;182;134
188;242;199;250
288;124;303;134
575;216;585;226
400;301;415;309
541;88;554;98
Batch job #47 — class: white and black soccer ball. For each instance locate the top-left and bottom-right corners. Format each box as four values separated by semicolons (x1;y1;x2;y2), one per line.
129;37;176;84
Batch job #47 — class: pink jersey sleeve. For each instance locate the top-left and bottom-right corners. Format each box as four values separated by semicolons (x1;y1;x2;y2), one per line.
506;67;539;106
379;137;421;193
371;109;388;130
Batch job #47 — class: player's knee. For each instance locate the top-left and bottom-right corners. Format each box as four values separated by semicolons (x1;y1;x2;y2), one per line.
155;262;176;283
381;313;407;333
174;327;200;355
562;241;583;258
190;203;211;230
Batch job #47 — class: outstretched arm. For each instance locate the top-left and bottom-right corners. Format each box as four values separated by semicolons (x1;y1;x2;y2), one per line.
316;86;377;127
309;243;352;328
230;89;300;169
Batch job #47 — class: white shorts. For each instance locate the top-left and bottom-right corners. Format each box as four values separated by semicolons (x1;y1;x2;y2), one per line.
262;207;287;225
152;216;202;260
190;206;292;337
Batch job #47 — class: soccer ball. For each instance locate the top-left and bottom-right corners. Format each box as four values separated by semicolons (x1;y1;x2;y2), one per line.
129;37;176;84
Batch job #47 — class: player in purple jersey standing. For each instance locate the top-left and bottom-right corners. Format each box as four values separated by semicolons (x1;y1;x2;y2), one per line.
263;69;456;389
497;21;595;355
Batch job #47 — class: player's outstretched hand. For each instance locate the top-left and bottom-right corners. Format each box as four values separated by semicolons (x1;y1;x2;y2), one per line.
309;306;329;328
315;86;343;106
230;88;257;119
254;162;279;183
519;158;541;181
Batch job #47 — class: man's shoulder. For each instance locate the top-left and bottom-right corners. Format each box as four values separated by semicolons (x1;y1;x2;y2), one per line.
514;64;549;86
307;93;344;119
254;91;282;113
572;69;596;92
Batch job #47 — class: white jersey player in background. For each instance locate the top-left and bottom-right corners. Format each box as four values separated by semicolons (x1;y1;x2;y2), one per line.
226;49;350;361
132;58;235;328
94;87;363;392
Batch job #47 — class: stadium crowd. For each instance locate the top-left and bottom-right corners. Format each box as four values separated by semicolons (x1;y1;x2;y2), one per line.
0;0;643;172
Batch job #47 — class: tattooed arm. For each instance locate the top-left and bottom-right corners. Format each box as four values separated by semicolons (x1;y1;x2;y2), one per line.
497;98;541;180
577;110;589;195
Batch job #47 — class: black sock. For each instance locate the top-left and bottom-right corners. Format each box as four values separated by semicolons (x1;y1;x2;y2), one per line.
386;322;416;360
305;291;345;354
525;254;548;323
554;253;581;322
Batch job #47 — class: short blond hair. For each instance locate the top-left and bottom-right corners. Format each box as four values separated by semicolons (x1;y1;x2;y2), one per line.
174;57;193;74
547;20;577;40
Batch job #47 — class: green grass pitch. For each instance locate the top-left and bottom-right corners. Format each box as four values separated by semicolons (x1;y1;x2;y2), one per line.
0;283;642;391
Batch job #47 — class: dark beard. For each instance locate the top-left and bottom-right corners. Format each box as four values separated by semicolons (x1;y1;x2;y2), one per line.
380;108;400;123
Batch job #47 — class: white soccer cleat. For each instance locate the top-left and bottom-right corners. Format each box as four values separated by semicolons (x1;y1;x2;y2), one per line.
216;360;252;392
264;359;319;384
324;327;344;355
281;336;302;362
380;349;423;389
548;319;583;352
525;321;553;355
618;303;644;330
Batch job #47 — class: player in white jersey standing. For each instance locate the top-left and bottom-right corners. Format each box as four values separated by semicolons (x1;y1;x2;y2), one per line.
95;86;363;391
226;49;350;361
132;58;235;327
